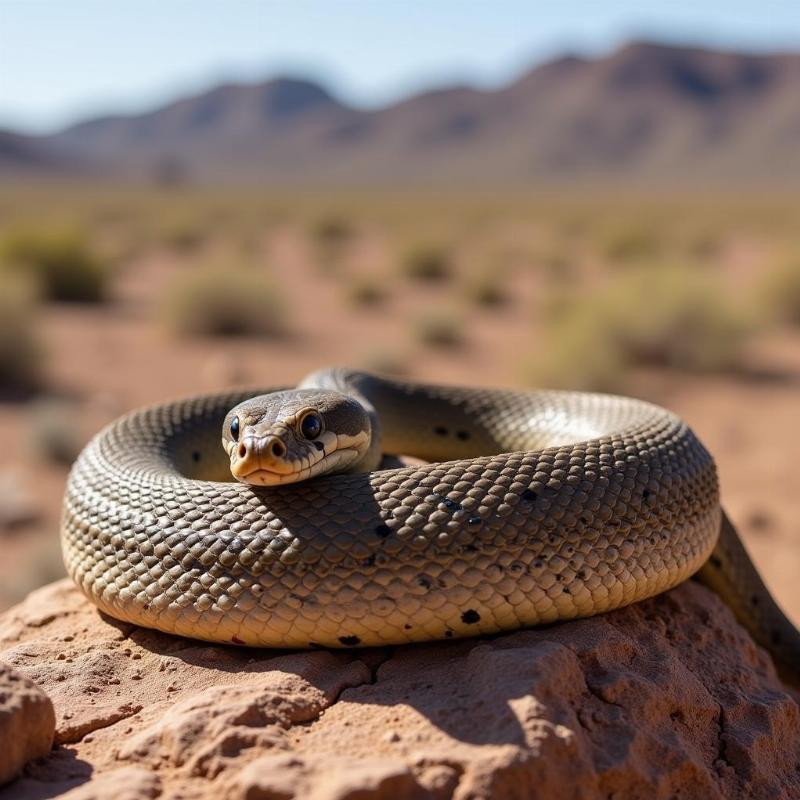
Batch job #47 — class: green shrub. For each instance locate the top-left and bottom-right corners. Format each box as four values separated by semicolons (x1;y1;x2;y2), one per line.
400;243;452;283
0;274;42;395
530;267;748;391
1;226;108;302
758;255;800;325
162;265;286;338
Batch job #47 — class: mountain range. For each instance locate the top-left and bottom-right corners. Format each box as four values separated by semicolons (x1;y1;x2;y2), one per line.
5;41;800;185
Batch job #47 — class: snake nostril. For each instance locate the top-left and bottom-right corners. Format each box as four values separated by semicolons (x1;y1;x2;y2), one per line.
237;443;247;459
270;439;285;458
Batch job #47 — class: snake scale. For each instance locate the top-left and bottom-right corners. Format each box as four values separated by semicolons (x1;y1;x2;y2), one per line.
61;368;799;681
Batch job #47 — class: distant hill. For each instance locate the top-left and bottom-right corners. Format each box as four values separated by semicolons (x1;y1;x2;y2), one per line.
0;130;81;176
6;41;800;185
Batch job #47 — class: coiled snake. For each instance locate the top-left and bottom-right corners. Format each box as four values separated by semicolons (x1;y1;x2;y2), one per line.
61;368;799;681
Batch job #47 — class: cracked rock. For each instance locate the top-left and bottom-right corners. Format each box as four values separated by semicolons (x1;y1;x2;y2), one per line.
0;578;798;799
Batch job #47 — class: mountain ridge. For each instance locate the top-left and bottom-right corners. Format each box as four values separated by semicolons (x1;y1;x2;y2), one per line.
6;40;800;185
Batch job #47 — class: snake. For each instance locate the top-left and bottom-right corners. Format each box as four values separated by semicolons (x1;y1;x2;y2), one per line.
61;367;799;683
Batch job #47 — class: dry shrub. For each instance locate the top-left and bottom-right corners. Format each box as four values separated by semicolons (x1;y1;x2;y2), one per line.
401;242;452;283
346;277;388;308
29;399;83;465
465;273;509;308
758;254;800;326
1;226;108;302
531;267;748;391
413;312;464;349
312;215;354;248
159;217;207;253
598;221;662;264
162;265;285;338
0;274;43;395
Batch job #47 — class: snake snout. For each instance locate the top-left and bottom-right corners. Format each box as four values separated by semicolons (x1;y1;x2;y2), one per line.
238;435;285;461
230;432;297;482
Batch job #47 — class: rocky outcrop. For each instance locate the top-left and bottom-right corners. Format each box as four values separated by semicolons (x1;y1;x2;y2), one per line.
0;579;797;800
0;662;55;786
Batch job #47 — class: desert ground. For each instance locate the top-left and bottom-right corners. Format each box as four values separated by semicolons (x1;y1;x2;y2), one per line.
0;184;798;627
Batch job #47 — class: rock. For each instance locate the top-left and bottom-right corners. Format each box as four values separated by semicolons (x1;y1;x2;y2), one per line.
0;578;797;800
59;767;161;800
0;662;55;786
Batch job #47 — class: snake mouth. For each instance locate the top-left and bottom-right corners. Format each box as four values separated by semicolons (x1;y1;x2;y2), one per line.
230;428;370;486
237;447;364;486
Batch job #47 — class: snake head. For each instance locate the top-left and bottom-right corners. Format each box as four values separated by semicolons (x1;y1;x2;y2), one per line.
222;389;372;486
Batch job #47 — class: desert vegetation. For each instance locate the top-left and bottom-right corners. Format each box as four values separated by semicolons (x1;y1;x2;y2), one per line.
0;273;41;396
1;225;109;302
162;264;286;338
1;184;800;610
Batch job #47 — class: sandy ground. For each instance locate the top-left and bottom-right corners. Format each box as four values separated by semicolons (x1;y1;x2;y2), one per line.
0;223;798;626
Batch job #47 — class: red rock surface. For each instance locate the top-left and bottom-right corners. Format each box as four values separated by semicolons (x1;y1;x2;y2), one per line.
0;579;797;800
0;662;55;786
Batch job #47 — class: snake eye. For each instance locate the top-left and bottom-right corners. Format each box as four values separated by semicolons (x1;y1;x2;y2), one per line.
230;417;240;441
299;411;322;440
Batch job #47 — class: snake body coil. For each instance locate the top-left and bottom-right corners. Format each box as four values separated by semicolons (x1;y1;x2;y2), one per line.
61;369;797;678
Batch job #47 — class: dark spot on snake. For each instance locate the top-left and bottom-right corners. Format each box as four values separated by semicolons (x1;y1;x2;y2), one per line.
563;587;571;594
468;516;481;526
227;538;244;554
751;594;760;607
771;630;782;646
313;441;324;452
231;635;244;645
580;516;590;525
709;555;722;569
404;624;412;630
434;426;448;436
308;642;324;649
510;563;522;573
461;609;480;624
522;489;537;502
642;488;650;500
417;576;431;589
577;570;586;580
533;560;544;569
375;524;392;539
565;546;574;555
339;635;361;647
443;498;460;510
192;451;202;463
445;630;454;638
456;430;470;441
362;554;376;568
462;544;478;554
437;578;447;588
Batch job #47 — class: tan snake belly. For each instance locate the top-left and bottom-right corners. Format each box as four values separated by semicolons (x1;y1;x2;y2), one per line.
61;369;733;650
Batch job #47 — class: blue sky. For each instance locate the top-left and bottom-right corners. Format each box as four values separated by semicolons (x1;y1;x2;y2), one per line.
2;0;800;133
